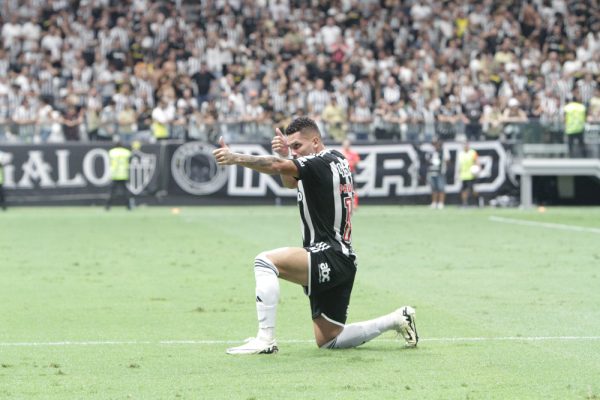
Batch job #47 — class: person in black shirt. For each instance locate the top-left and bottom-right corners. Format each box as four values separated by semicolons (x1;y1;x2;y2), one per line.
213;117;418;355
462;92;483;141
191;63;216;106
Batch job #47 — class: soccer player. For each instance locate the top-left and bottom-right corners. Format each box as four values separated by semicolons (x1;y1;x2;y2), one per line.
213;117;417;354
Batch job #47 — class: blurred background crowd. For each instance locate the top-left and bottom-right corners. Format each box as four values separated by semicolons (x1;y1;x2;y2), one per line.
0;0;599;150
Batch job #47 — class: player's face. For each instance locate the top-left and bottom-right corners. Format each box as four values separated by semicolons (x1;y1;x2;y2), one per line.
287;131;321;158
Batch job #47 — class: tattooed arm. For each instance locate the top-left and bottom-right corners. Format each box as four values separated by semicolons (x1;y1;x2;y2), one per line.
213;137;299;178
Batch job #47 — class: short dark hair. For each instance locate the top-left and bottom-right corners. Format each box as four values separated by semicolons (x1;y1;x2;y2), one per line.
285;117;321;137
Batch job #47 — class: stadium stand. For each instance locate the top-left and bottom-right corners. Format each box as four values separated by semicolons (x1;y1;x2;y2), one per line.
0;0;598;157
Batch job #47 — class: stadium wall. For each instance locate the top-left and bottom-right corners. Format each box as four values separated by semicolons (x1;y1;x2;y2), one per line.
0;141;525;206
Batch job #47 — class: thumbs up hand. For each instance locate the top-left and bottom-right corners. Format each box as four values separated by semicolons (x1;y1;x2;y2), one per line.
271;127;290;158
219;136;229;149
213;136;234;165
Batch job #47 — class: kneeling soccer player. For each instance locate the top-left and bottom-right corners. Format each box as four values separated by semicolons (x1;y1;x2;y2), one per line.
213;117;418;354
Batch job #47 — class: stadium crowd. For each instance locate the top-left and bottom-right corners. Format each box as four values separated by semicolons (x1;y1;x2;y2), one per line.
0;0;599;147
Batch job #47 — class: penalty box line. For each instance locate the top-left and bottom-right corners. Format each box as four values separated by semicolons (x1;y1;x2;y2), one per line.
2;336;600;347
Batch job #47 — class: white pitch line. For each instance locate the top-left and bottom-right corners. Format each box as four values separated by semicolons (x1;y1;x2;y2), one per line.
2;336;600;347
489;216;600;234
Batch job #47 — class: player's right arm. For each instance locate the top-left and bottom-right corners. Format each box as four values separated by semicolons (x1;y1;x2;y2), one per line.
213;137;299;177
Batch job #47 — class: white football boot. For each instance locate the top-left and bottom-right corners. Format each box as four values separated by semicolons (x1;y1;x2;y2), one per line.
226;337;279;355
395;306;418;347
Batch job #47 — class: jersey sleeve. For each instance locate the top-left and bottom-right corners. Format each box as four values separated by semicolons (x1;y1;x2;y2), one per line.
292;154;327;183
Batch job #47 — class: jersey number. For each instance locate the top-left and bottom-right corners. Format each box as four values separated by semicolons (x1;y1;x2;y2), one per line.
343;197;353;241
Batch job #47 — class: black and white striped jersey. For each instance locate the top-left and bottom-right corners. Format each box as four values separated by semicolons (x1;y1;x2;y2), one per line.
292;149;356;259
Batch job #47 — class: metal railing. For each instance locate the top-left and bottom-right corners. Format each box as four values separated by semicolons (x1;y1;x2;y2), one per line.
1;119;599;158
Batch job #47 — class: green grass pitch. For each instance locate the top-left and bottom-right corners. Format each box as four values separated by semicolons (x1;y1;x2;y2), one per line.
1;205;599;399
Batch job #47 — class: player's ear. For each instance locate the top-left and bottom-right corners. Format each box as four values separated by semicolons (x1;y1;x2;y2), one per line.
312;136;320;147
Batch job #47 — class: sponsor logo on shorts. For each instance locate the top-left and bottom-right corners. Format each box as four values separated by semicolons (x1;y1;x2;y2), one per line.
318;262;331;283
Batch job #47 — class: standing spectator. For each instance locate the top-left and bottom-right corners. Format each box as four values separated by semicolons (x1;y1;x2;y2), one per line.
306;79;330;118
239;69;262;103
136;103;153;141
176;88;199;115
12;99;37;143
458;141;480;207
564;91;587;157
320;16;342;52
117;101;138;143
151;98;174;141
85;88;102;141
426;138;450;209
481;98;504;140
36;98;55;143
577;72;597;106
462;92;483;141
243;94;267;139
46;111;64;143
270;81;288;123
404;98;423;144
436;96;461;141
61;106;84;142
534;89;562;141
171;104;188;140
321;97;348;141
98;100;118;141
501;98;528;141
382;76;401;105
349;97;374;141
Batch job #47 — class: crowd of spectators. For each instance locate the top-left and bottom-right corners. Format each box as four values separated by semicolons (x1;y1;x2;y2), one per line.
0;0;599;147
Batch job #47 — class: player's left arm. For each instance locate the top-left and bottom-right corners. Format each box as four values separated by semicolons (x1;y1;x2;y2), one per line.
213;137;299;177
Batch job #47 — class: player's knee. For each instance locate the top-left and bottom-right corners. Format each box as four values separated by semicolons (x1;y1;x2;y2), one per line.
254;252;279;275
318;336;338;349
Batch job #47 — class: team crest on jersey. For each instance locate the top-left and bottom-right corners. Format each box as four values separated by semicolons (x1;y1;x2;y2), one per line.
127;150;157;195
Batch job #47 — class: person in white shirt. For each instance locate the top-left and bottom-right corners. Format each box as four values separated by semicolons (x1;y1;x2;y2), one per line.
320;16;342;52
151;97;175;140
